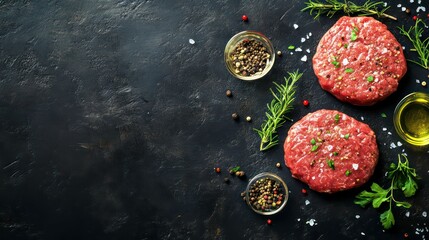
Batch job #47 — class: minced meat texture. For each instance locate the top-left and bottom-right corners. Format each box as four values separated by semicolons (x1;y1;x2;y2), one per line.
313;16;407;106
283;109;379;193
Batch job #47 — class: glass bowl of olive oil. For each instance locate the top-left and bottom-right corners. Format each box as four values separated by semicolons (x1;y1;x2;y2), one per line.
393;92;429;146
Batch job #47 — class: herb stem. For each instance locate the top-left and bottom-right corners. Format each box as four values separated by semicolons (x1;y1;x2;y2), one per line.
398;19;429;70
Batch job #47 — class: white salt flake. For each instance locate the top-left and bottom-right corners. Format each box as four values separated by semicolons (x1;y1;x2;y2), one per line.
352;164;359;170
410;0;414;3
361;232;366;236
297;218;301;222
293;24;299;29
290;52;294;55
295;47;303;52
309;32;312;37
418;0;422;4
301;55;308;62
305;200;310;205
406;211;410;217
189;39;195;45
306;49;310;53
384;2;387;7
397;4;401;8
360;116;364;121
342;58;349;66
356;215;360;219
403;46;406;50
390;142;397;149
417;79;421;83
382;127;387;131
306;34;310;40
402;7;406;11
306;219;317;226
423;211;428;217
301;37;306;43
397;141;403;147
388;132;392;135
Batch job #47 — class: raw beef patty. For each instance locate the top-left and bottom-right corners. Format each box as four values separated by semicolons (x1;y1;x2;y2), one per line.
284;109;379;193
313;16;407;106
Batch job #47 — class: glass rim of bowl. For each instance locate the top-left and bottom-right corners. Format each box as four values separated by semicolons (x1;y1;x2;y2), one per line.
224;31;275;81
245;172;288;215
393;91;429;146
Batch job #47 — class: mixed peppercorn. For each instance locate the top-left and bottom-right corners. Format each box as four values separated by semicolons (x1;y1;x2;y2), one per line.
230;39;271;77
247;177;286;212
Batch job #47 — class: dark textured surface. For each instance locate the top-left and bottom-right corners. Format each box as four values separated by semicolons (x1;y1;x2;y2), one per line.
0;0;428;239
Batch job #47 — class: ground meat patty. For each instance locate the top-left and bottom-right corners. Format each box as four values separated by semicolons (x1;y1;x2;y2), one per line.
313;16;407;106
284;109;379;193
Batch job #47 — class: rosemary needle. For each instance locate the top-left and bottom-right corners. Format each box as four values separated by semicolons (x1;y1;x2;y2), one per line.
254;71;302;151
398;19;429;70
302;0;397;21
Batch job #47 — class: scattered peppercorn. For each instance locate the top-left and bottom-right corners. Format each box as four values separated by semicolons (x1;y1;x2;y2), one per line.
413;15;418;21
242;15;248;22
276;162;281;168
246;116;252;122
404;233;409;238
301;188;307;194
235;171;245;177
230;39;271;77
267;219;272;225
276;50;282;56
303;99;309;106
226;89;232;97
241;191;246;197
232;113;239;120
422;81;427;87
215;167;221;173
405;8;411;14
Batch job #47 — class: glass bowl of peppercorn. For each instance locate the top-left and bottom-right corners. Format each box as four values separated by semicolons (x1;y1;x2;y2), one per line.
224;31;275;81
245;172;288;215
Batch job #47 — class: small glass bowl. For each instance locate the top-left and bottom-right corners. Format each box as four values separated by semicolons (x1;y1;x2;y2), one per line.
393;92;429;146
224;31;275;81
245;172;288;215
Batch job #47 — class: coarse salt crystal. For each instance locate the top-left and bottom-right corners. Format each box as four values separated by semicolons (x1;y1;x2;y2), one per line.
297;218;301;222
301;55;308;62
293;24;299;29
361;116;364;121
382;128;387;131
189;39;195;44
388;132;392;135
410;0;414;3
402;7;406;11
306;49;310;53
352;164;359;170
309;32;312;37
417;79;421;83
305;200;310;205
406;211;410;217
295;47;303;52
306;219;317;226
418;0;421;4
423;211;428;217
301;37;306;43
342;58;349;65
306;34;310;39
381;48;388;54
397;141;403;147
361;232;366;236
356;215;360;219
397;4;401;7
290;52;294;55
390;142;397;149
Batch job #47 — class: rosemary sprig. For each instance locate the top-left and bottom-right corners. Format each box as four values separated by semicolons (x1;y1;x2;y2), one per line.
254;71;302;151
302;0;397;21
398;19;429;70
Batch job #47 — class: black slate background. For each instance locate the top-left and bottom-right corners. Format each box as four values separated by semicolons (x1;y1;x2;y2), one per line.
0;0;428;239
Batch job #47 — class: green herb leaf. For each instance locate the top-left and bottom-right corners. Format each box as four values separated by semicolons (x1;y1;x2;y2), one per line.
380;209;395;230
331;56;340;68
301;0;397;21
334;113;340;123
311;145;319;152
229;166;241;174
398;19;429;70
344;133;350;139
288;45;295;50
351;27;359;41
345;170;351;176
327;159;335;170
310;138;316;145
255;71;302;151
344;43;349;49
333;151;339;156
367;76;374;82
381;113;387;118
345;68;354;73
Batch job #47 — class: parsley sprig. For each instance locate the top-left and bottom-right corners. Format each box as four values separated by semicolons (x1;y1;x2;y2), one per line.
354;154;419;229
254;71;302;151
398;19;429;70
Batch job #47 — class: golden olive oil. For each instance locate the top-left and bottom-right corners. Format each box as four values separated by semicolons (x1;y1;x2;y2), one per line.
394;92;429;146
